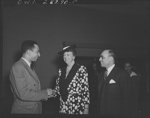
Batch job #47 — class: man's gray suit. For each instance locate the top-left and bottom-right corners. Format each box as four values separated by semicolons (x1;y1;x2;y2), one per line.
10;59;48;114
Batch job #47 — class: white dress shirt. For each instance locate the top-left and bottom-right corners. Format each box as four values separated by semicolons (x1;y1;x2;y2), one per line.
21;57;31;67
107;64;115;76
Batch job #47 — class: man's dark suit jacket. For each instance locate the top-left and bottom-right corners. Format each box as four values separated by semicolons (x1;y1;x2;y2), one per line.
98;66;131;117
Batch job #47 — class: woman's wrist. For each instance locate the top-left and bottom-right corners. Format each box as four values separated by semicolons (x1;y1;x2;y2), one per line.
83;106;89;114
84;104;89;109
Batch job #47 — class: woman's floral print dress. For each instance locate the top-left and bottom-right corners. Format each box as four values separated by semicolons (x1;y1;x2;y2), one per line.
55;63;90;114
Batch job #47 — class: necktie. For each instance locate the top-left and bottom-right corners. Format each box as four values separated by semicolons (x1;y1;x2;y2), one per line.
30;62;35;70
104;71;108;80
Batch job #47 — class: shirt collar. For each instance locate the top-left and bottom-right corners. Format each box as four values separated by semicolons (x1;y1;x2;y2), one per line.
107;64;115;76
21;57;31;67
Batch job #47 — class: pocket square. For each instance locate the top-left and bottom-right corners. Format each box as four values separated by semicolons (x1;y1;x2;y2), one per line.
109;79;116;84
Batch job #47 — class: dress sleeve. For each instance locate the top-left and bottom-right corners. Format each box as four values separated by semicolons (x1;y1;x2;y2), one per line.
78;66;90;105
55;69;61;95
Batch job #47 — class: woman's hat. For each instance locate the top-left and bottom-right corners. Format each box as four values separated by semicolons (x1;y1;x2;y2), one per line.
58;44;76;55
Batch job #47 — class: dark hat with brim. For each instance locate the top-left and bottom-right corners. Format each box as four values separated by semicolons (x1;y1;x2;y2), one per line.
58;45;76;55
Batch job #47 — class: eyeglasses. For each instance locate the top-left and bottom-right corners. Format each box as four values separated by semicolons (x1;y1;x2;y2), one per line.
100;55;106;60
100;54;112;60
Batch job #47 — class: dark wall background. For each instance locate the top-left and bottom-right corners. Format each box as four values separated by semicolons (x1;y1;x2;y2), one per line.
1;4;150;114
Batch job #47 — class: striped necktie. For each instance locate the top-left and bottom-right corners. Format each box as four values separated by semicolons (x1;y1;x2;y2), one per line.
104;70;108;80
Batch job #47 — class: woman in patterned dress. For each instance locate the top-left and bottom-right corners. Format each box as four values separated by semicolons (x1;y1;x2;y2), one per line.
55;45;90;114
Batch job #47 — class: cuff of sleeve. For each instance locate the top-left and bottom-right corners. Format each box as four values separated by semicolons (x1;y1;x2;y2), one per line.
47;89;51;96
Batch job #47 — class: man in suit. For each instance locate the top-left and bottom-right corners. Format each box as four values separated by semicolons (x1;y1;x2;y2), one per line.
9;40;55;114
98;49;131;117
124;62;140;118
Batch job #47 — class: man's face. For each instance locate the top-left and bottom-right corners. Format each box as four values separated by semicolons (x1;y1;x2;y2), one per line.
63;51;75;65
29;44;40;62
124;63;132;72
92;63;97;70
99;50;111;68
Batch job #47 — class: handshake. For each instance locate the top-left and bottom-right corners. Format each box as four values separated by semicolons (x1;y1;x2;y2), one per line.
47;88;57;98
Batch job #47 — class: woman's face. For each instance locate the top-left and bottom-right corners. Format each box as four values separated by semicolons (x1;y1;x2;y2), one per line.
63;51;75;65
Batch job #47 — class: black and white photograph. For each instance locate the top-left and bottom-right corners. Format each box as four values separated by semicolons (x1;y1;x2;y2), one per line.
1;0;150;118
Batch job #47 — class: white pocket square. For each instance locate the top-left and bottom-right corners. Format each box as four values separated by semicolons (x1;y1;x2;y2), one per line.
109;79;116;84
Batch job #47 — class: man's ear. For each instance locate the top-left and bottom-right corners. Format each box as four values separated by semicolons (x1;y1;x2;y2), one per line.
109;56;114;62
26;49;32;55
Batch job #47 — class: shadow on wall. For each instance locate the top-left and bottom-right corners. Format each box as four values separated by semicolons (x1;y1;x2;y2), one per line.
1;72;13;115
13;50;22;63
1;50;22;115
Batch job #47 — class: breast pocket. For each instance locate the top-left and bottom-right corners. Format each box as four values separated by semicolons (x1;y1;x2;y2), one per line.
108;83;120;95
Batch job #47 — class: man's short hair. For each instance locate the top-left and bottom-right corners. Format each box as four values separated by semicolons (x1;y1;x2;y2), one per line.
21;40;38;55
108;50;116;59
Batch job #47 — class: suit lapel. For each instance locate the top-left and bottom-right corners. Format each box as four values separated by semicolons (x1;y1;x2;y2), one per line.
105;66;118;84
20;59;40;85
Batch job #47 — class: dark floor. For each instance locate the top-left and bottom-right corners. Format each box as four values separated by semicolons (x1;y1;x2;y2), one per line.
1;93;150;118
139;94;150;118
43;93;150;118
